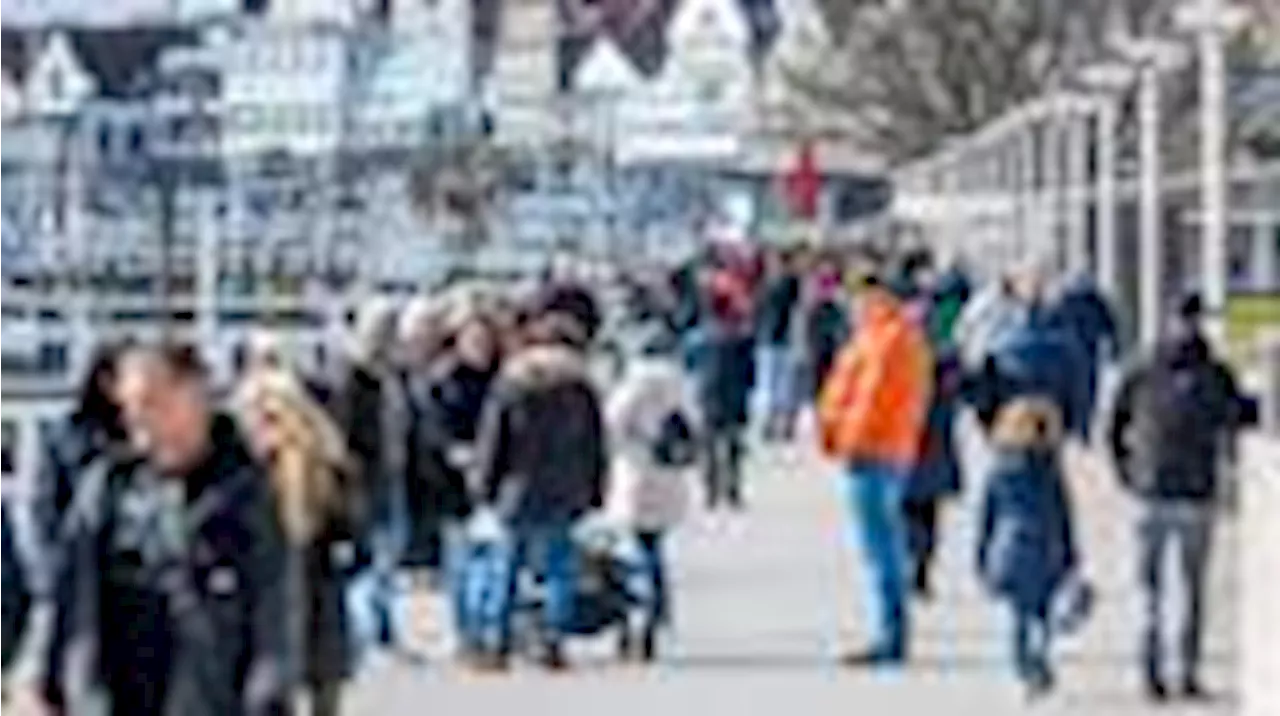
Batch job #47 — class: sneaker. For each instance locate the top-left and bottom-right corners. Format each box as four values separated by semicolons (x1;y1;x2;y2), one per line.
540;644;570;672
640;630;658;663
1182;677;1210;701
841;648;906;668
1145;677;1170;703
469;652;511;673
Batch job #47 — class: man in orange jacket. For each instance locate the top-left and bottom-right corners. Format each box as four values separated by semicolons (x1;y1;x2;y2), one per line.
818;274;933;666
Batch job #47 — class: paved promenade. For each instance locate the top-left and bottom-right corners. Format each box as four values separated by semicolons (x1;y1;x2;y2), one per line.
348;422;1250;716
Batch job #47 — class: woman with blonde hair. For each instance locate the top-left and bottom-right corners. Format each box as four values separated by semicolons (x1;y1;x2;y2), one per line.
976;397;1081;700
236;372;359;716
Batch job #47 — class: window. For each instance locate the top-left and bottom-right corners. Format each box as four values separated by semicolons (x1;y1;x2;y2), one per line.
97;123;112;156
127;124;144;154
48;68;64;101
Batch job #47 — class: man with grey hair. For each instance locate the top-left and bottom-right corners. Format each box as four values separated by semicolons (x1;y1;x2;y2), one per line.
334;298;421;669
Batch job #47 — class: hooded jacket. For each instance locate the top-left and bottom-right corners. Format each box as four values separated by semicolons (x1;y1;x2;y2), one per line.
977;399;1077;613
472;344;607;527
604;357;700;532
818;289;933;468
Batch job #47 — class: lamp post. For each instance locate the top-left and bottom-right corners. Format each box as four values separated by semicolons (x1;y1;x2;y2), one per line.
1114;38;1186;346
1175;0;1250;346
1075;60;1134;299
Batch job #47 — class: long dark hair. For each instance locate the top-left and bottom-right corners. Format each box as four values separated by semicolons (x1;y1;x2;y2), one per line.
72;341;131;439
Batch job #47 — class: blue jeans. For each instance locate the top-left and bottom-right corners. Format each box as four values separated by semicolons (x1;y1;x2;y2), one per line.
347;506;410;663
844;463;910;657
486;524;577;654
635;531;669;634
1139;500;1215;685
756;344;800;417
442;523;494;652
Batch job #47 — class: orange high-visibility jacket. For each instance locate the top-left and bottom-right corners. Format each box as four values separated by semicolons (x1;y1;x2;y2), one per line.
818;297;933;467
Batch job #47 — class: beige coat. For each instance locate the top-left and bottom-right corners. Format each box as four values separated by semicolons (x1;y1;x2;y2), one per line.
604;358;699;532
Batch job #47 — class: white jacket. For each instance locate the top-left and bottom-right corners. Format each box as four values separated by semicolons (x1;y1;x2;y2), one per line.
604;358;700;532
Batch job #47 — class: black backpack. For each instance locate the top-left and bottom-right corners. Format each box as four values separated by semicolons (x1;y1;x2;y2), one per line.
651;411;698;468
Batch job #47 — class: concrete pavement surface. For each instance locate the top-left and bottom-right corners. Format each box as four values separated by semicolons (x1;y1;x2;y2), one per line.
347;422;1249;716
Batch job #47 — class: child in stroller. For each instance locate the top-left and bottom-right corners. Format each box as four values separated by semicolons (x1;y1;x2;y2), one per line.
505;527;661;662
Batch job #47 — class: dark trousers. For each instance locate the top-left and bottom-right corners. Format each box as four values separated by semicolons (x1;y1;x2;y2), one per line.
300;682;342;716
1012;603;1054;684
902;500;940;588
635;531;668;636
704;428;745;508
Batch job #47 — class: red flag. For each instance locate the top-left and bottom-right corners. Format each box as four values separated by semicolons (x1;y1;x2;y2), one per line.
784;140;820;219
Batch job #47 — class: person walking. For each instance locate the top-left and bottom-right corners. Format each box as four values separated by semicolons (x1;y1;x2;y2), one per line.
755;249;802;441
686;269;755;510
1047;274;1120;439
236;372;359;716
413;306;502;659
818;275;932;666
803;261;849;401
36;345;289;716
604;332;700;662
977;398;1080;700
903;350;964;599
471;310;607;671
334;299;420;669
973;274;1091;439
1107;295;1246;702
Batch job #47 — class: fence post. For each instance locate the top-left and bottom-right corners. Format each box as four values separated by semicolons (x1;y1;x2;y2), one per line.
1261;330;1280;436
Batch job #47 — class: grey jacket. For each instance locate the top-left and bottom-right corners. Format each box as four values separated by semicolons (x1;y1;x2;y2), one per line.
42;416;289;716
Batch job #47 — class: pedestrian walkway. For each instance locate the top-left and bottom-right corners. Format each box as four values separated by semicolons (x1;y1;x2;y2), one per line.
347;428;1239;715
1242;434;1280;716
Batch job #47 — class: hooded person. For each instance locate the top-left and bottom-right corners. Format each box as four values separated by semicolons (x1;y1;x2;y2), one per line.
976;398;1080;700
470;309;607;671
603;329;701;661
818;274;933;666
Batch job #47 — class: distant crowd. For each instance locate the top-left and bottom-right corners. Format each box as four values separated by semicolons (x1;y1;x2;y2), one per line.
0;240;1259;714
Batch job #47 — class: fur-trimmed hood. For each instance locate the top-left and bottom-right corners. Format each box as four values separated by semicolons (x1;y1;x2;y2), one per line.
500;343;590;391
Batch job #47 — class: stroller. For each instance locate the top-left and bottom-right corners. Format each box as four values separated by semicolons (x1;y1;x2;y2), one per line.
507;526;657;661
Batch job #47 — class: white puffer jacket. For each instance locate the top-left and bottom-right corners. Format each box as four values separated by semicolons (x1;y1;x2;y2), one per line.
604;357;700;532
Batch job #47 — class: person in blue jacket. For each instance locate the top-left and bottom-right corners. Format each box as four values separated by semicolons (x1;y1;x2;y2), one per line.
980;298;1092;440
1047;274;1120;438
977;398;1080;700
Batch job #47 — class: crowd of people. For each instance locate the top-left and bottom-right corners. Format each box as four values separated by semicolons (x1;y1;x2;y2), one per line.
0;240;1258;714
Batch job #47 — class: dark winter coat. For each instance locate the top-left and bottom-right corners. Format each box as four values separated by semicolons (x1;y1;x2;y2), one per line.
472;344;607;528
33;417;121;582
685;322;755;431
407;363;495;524
906;353;963;504
1047;279;1119;433
1108;335;1244;502
333;362;410;530
756;274;800;346
42;415;289;716
806;300;848;395
976;309;1091;436
977;449;1078;614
